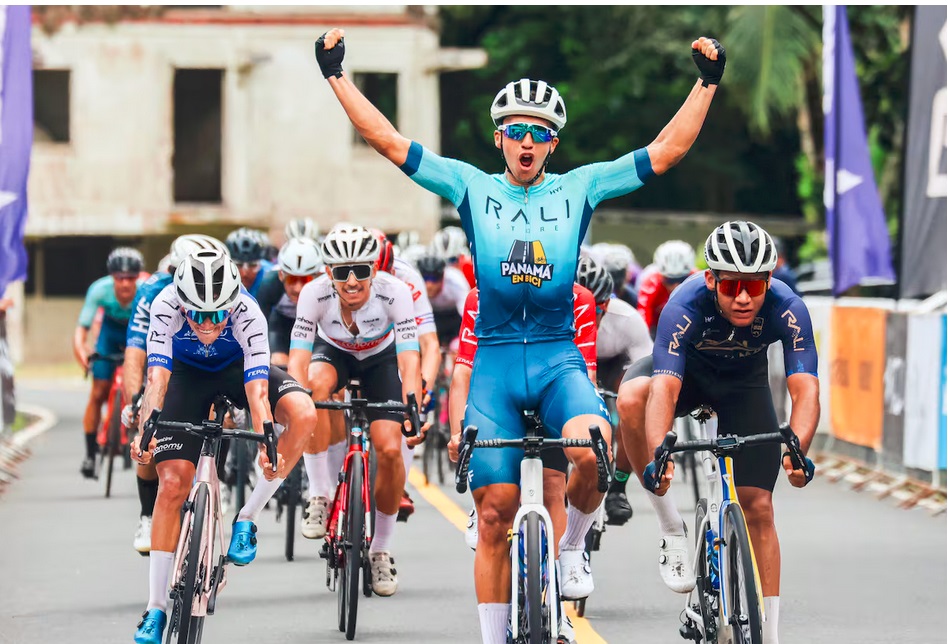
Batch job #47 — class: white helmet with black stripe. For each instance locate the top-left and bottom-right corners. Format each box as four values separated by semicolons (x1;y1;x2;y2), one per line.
168;234;229;272
174;249;241;312
284;218;319;241
320;224;380;265
278;237;323;276
704;221;778;274
490;78;568;130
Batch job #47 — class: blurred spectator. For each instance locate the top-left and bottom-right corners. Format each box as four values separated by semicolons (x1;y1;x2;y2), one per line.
772;237;801;296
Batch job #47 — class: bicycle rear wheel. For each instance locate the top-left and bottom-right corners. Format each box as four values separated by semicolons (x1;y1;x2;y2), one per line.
722;504;762;644
520;512;551;644
167;483;208;644
338;453;364;641
104;388;123;498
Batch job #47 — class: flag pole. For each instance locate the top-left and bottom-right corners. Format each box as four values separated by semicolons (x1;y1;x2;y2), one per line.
832;5;842;297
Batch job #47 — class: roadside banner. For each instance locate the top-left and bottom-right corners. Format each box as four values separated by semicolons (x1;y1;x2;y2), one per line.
903;313;944;471
803;296;834;435
829;306;886;448
882;311;908;469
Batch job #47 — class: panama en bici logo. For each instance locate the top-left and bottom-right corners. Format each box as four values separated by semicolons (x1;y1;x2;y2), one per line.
500;240;554;288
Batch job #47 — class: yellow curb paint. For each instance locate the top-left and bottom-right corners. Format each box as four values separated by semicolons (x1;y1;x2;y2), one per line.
407;467;609;643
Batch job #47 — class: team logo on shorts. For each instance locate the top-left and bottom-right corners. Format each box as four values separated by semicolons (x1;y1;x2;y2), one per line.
500;240;554;288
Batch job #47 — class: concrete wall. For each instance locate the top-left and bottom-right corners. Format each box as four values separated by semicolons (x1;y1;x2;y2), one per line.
28;14;449;239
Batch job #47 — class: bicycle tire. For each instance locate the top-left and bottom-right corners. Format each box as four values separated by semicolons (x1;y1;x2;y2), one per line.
722;504;762;644
168;483;208;644
104;387;123;499
339;453;364;641
693;498;718;642
522;512;549;644
284;463;301;562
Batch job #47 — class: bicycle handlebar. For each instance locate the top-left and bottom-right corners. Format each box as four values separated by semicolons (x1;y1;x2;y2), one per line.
596;388;618;400
138;409;278;473
312;391;423;438
454;424;611;494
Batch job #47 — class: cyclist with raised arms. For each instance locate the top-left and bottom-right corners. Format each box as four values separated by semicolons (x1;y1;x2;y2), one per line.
123;234;229;554
315;28;725;642
616;221;818;644
575;257;653;526
73;247;146;479
129;249;315;644
288;224;426;598
636;239;697;339
254;237;324;368
226;227;272;298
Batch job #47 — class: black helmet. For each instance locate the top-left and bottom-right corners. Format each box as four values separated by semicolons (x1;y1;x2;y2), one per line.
226;228;265;263
415;254;446;279
575;257;614;305
106;247;144;275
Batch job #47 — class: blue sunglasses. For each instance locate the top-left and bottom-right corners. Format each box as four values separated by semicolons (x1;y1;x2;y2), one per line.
186;309;230;325
498;122;558;143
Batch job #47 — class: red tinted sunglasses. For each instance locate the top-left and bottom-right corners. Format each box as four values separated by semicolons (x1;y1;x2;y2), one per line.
716;278;768;297
284;274;315;287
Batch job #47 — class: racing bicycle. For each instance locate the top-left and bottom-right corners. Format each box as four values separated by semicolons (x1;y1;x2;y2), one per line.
651;407;808;644
138;396;277;644
315;381;422;641
455;416;611;644
88;352;130;498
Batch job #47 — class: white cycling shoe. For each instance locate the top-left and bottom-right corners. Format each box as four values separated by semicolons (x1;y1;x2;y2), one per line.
369;551;398;597
133;515;152;555
558;549;594;600
659;534;696;593
301;496;330;539
465;505;478;551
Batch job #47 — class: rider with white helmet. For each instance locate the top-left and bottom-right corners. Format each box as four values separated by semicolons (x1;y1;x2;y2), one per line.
130;248;316;643
285;217;320;242
637;240;698;338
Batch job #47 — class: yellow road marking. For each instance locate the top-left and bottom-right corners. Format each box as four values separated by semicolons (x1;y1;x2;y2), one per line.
407;468;609;643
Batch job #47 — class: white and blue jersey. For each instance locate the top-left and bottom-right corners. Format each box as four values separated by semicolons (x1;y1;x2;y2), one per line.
126;272;173;351
400;141;654;345
146;284;270;383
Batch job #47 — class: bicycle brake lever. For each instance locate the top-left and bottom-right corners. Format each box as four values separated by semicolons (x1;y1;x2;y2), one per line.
653;431;678;482
588;425;612;493
263;421;278;473
455;425;478;494
403;392;421;438
778;423;805;470
139;409;161;458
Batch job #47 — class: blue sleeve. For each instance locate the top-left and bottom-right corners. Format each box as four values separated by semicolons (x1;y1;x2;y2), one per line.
125;287;152;350
77;277;109;328
569;148;653;209
775;296;819;377
651;297;700;380
398;141;481;207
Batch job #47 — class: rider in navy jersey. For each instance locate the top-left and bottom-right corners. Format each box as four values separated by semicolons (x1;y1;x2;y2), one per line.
616;221;819;644
315;27;727;644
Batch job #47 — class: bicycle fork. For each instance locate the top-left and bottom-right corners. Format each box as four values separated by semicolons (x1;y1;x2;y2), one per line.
509;457;558;643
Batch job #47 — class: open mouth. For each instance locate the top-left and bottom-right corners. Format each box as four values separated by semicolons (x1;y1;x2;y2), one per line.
518;152;535;172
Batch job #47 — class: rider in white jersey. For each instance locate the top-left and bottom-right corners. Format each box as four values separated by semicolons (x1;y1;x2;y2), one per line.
288;225;425;598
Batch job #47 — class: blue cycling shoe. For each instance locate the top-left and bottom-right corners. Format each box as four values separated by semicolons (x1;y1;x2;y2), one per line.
227;519;258;566
133;609;167;644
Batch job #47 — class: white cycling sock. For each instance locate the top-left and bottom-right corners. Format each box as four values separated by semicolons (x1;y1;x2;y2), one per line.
369;510;398;553
559;504;597;551
147;551;174;611
304;452;327;498
327;441;347;488
401;436;413;481
477;603;510;644
238;474;285;522
763;596;779;644
647;489;686;535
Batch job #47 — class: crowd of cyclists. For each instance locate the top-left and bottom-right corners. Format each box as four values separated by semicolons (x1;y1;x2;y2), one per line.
65;29;820;644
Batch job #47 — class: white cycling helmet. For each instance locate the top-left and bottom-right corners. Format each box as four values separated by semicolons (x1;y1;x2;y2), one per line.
654;240;696;280
430;226;469;260
278;237;323;276
285;218;320;241
397;243;429;269
168;234;229;272
395;230;420;251
704;221;778;274
321;224;380;265
174;249;242;312
490;78;567;130
599;243;635;274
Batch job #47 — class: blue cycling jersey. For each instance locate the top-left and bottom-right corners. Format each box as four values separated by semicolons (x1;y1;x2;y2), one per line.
652;275;819;379
126;272;173;351
400;142;653;345
77;275;146;328
248;262;275;299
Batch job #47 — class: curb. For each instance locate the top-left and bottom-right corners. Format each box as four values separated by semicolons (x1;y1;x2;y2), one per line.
0;404;58;490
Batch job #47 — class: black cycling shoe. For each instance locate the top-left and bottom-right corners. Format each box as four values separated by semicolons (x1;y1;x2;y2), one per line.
80;457;96;480
604;490;633;526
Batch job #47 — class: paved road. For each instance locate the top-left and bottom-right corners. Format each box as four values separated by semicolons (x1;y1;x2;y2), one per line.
1;384;945;643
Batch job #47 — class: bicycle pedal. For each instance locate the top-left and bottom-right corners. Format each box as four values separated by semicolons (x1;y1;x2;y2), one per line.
506;529;514;544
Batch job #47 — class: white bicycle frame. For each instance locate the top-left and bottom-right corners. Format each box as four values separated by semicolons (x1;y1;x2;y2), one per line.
509;456;558;642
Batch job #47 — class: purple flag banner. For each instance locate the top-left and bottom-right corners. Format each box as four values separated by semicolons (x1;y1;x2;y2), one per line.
0;5;32;297
822;5;896;296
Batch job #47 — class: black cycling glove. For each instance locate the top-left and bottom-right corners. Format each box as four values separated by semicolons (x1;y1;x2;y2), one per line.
692;38;726;87
315;32;345;79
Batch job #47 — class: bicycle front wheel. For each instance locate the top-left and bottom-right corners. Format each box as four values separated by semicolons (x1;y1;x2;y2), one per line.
104;387;123;498
520;512;551;644
722;503;762;644
338;453;364;641
168;483;208;644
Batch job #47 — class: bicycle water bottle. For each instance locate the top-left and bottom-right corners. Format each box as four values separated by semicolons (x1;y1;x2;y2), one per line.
705;528;720;591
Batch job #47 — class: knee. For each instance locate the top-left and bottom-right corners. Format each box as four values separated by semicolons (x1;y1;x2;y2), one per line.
308;371;336;399
616;378;649;425
568;449;599;481
477;497;518;544
373;440;402;468
157;469;191;504
740;493;775;530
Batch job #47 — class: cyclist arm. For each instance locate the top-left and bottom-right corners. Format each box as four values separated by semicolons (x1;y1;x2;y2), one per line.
644;39;721;175
287;280;322;386
786;374;819;453
645;374;682;454
123;347;146;405
73;326;91;371
419;331;441;398
448;362;472;461
287;348;312;389
320;30;411;166
131;365;170;463
74;278;109;369
243;377;274;433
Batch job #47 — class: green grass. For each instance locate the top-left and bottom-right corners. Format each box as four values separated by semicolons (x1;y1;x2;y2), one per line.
8;412;35;433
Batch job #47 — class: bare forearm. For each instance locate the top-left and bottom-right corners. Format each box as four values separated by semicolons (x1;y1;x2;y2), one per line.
327;74;410;165
246;380;273;434
123;348;146;403
397;351;423;402
787;375;820;453
419;333;441;390
646;81;716;175
73;327;89;361
644;378;680;453
287;349;310;389
139;368;169;431
449;365;471;439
